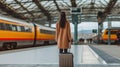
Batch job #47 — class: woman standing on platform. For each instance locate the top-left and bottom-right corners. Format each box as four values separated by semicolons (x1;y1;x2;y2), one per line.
55;12;72;53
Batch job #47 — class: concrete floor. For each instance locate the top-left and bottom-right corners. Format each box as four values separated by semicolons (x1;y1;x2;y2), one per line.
0;45;100;64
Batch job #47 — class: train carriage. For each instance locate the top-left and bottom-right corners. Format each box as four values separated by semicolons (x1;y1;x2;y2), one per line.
35;24;55;45
101;27;120;44
0;14;55;50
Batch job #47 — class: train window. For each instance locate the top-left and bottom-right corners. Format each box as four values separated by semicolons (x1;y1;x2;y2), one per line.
20;26;25;32
17;26;21;32
17;26;25;32
12;25;17;31
5;24;12;31
40;29;55;34
0;23;5;30
25;27;32;32
106;31;117;34
51;31;55;34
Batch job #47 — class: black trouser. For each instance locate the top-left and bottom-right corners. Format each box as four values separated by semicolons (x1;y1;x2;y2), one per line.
59;49;68;53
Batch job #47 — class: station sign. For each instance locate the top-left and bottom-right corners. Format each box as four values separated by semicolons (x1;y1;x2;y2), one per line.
92;29;97;33
70;7;82;14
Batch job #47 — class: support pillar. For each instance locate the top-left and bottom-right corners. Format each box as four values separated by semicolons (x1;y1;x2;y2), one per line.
108;16;111;45
72;14;78;45
97;23;103;43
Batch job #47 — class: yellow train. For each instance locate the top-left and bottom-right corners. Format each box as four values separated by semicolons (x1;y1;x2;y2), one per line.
101;27;120;44
0;14;55;50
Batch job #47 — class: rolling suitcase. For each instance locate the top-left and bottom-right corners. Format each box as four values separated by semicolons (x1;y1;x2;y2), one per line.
59;51;74;67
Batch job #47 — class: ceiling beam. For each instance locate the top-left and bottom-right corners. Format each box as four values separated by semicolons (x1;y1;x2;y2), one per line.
70;0;77;7
0;1;26;19
104;0;117;15
53;0;61;12
14;0;34;18
97;0;118;23
33;0;52;21
8;1;33;4
99;1;107;7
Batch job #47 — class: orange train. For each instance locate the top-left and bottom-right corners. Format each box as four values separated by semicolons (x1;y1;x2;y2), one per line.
0;14;55;50
101;27;120;44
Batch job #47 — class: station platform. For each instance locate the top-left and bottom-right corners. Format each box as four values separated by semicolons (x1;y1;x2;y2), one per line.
90;45;120;59
0;45;120;67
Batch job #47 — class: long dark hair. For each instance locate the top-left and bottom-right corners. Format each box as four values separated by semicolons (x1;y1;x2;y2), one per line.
59;12;67;28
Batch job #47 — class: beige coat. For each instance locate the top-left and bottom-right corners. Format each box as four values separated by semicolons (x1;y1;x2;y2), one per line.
55;21;72;49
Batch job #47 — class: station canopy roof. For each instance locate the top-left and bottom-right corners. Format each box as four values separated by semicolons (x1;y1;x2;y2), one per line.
0;0;120;24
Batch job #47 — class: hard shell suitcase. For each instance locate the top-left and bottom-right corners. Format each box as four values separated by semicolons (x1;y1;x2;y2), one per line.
59;53;73;67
